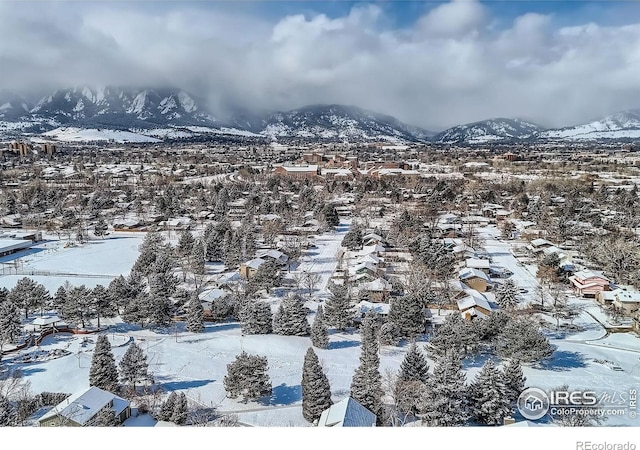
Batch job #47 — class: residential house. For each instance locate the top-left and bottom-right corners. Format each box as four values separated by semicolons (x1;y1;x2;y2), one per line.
255;249;289;266
38;386;131;427
239;257;267;279
457;290;493;320
357;278;393;302
459;268;491;292
569;270;612;297
198;288;228;316
317;397;376;427
598;288;640;314
465;258;491;274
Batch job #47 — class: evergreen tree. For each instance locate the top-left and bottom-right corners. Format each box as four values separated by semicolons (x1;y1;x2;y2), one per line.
388;294;425;339
92;284;116;329
119;342;150;391
350;311;383;422
249;261;282;293
122;292;151;328
310;305;329;349
8;277;37;319
301;348;333;423
176;230;195;258
378;321;400;346
159;392;177;421
148;272;174;327
428;312;475;359
419;353;469;426
468;359;511;426
0;395;15;426
341;226;363;251
502;358;526;407
223;351;272;402
495;279;519;310
241;301;273;335
89;335;119;392
323;285;353;331
322;204;340;228
93;217;109;239
132;232;166;276
53;285;68;312
398;343;430;384
273;294;310;336
190;240;206;276
0;298;21;353
496;317;553;363
61;285;94;329
186;293;205;333
171;392;188;425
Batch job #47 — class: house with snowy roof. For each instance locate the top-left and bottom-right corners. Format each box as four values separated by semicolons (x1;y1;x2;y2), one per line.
598;288;640;314
38;386;131;427
357;278;393;302
569;269;611;298
239;257;267;279
457;290;492;320
255;249;289;266
459;268;491;292
317;397;376;427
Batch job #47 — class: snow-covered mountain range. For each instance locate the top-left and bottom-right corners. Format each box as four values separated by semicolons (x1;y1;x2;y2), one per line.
3;85;640;144
432;118;543;144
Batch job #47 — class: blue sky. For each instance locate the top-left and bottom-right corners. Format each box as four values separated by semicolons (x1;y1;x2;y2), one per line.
1;0;640;129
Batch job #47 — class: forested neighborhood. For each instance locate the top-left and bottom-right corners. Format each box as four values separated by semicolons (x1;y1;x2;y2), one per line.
1;138;639;428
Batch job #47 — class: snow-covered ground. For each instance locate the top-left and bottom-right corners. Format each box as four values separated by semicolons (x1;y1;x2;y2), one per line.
42;127;161;143
4;222;640;427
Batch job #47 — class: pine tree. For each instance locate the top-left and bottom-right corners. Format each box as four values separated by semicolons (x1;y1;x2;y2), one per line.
341;226;363;250
496;317;553;363
272;304;286;335
301;348;333;423
398;343;430;384
495;279;519;310
186;293;205;333
274;294;310;336
159;392;177;421
176;230;195;258
323;285;353;331
378;321;400;346
223;351;272;402
89;335;119;392
171;393;188;425
350;311;383;422
148;272;173;327
388;294;425;339
0;395;15;426
119;342;150;391
419;353;468;426
322;204;340;228
190;240;205;276
502;358;526;407
92;284;116;330
428;312;475;359
241;301;273;335
93;217;109;239
468;359;511;426
53;285;68;312
132;232;166;276
0;298;21;353
310;305;329;349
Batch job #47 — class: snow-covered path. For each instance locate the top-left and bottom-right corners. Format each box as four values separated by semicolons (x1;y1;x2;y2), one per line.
294;220;349;301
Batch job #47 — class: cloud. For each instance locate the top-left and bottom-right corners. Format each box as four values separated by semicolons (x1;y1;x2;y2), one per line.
1;1;640;130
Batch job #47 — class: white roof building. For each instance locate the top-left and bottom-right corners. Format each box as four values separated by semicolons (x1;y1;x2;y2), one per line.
38;386;130;426
318;397;376;427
